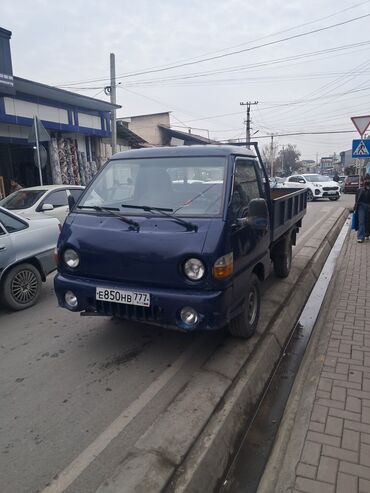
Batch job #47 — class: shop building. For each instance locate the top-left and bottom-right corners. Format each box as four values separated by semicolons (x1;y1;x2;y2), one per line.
0;27;119;197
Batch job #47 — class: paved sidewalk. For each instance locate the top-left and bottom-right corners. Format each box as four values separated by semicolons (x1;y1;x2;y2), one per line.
260;226;370;493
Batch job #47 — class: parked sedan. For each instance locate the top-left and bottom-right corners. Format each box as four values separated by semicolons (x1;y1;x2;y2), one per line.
0;185;84;223
284;174;341;202
0;207;60;310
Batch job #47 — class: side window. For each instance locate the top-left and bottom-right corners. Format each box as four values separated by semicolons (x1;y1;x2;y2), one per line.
44;190;68;208
231;159;261;219
69;189;84;202
0;210;28;233
288;177;297;183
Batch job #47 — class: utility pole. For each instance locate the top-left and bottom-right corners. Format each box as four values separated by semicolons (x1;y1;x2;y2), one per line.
110;53;117;156
270;133;275;177
240;101;258;149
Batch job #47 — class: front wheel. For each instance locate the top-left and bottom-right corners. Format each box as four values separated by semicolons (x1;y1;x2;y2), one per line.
329;196;339;201
1;263;42;310
228;273;260;339
306;189;314;202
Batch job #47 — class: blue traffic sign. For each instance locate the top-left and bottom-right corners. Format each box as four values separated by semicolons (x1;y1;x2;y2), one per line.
352;139;370;158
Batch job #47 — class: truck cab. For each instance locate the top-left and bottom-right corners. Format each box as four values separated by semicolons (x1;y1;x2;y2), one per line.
54;145;306;338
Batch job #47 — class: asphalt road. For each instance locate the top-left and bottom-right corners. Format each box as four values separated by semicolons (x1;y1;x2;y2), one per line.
0;195;354;493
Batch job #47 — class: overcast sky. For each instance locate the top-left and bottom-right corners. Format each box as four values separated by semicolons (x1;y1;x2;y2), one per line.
2;0;370;161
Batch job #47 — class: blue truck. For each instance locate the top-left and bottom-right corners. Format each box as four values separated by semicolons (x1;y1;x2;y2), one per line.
54;144;306;338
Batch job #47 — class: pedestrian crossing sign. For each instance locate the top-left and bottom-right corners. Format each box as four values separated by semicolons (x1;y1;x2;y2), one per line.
352;139;370;158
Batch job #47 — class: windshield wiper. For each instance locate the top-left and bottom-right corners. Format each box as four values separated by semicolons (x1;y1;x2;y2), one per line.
121;204;198;231
77;205;139;230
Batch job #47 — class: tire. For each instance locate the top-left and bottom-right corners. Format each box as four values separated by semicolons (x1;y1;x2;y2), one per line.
228;273;260;339
274;240;292;278
306;189;314;202
329;196;339;201
1;263;42;310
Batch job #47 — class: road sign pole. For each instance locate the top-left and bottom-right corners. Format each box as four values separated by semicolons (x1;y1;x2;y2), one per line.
34;115;43;186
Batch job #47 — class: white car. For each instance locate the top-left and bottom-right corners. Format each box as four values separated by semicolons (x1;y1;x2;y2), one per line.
0;207;60;310
283;174;341;202
0;185;85;223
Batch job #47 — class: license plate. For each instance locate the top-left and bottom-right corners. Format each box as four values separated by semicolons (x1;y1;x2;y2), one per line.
96;287;150;307
328;190;336;194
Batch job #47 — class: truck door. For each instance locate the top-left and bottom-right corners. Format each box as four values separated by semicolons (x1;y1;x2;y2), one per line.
229;157;270;294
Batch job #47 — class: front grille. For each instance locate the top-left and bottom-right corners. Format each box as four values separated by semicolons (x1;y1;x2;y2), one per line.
323;187;338;191
96;300;162;321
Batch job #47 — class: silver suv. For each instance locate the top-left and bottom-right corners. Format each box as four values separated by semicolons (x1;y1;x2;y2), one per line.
0;207;60;310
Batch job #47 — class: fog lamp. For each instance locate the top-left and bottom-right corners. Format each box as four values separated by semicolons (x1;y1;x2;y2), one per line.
65;290;78;309
180;306;199;326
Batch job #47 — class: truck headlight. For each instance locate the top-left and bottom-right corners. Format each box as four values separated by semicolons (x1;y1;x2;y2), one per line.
63;248;80;268
184;258;205;281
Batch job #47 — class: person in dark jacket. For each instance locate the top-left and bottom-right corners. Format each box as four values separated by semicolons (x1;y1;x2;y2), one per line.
355;173;370;243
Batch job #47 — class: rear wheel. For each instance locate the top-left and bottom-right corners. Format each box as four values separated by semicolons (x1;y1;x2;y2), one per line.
228;273;260;339
306;189;314;202
1;263;42;310
273;239;292;278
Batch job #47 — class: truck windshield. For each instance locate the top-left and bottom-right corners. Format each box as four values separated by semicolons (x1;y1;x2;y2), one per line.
78;156;227;217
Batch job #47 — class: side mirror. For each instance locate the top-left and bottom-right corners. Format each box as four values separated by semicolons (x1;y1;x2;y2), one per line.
298;179;305;184
236;198;269;230
68;194;76;211
41;203;54;211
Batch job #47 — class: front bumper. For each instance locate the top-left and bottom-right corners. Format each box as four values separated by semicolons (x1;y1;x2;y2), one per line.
54;273;234;331
313;188;340;198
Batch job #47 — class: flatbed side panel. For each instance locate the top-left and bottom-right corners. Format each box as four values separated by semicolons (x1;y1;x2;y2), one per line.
271;188;307;243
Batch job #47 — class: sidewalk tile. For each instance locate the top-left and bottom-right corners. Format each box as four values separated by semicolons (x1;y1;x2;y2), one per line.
347;396;362;413
317;456;338;484
296;463;317;480
311;405;328;424
345;420;370;434
361;434;370;445
339;461;370;480
319;378;333;392
309;422;325;433
331;386;346;402
359;478;370;493
336;472;358;493
301;441;322;466
307;431;340;447
362;407;370;425
322;444;358;463
295;476;335;493
329;408;361;422
360;444;370;467
325;416;343;437
342;429;360;452
316;399;345;410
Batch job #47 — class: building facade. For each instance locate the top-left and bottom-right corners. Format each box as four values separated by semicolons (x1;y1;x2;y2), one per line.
0;27;119;196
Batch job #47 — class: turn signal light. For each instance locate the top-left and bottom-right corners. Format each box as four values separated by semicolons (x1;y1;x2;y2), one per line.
213;252;233;279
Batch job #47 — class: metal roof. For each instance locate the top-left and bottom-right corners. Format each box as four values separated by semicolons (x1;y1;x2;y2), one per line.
112;144;256;160
158;124;218;144
13;77;120;112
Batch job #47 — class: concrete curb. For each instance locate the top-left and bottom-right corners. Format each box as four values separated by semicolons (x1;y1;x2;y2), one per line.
96;207;349;493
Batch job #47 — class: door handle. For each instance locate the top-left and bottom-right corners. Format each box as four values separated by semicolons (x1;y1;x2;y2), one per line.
0;245;5;251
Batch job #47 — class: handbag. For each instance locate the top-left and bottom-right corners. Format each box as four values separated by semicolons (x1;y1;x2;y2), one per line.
352;209;358;230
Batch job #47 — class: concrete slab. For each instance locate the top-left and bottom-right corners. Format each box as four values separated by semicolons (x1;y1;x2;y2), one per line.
136;370;231;465
166;334;282;493
96;452;174;493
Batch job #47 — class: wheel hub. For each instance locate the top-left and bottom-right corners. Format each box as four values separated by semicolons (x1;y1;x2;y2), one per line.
11;270;38;304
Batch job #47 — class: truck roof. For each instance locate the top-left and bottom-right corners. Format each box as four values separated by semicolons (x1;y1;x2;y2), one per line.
112;145;257;160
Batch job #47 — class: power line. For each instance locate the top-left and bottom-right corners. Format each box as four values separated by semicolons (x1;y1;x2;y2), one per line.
55;13;370;88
